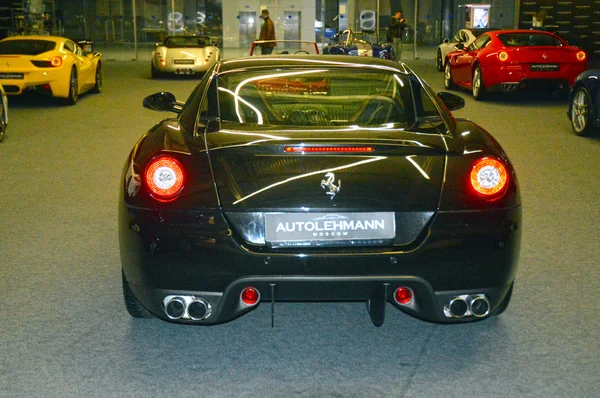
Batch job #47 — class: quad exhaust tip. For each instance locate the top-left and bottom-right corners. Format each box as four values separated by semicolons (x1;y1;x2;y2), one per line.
164;295;212;321
444;294;490;319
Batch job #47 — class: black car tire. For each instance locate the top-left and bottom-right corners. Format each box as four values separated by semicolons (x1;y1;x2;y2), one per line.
122;271;153;318
65;68;78;105
91;63;102;93
472;65;487;101
151;61;160;78
444;62;456;90
0;94;6;142
436;49;443;72
492;282;513;316
570;87;597;136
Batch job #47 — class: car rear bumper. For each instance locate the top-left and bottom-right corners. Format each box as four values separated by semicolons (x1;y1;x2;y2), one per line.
0;71;69;97
483;64;586;91
119;203;521;325
154;60;214;75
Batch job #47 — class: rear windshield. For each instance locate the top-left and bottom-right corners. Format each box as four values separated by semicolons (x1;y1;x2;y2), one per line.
497;33;563;47
163;36;208;48
0;40;56;55
217;68;440;128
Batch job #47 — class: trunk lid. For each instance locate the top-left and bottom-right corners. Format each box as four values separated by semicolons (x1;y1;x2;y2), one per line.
207;128;447;248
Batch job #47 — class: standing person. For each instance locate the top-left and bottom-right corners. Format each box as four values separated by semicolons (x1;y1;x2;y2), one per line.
389;10;406;61
258;9;276;55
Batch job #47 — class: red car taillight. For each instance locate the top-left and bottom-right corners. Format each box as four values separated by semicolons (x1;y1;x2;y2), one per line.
51;56;62;67
576;51;586;61
498;51;509;62
144;156;185;201
470;157;509;199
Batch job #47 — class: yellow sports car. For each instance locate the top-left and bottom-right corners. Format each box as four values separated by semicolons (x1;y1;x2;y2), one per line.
0;36;102;105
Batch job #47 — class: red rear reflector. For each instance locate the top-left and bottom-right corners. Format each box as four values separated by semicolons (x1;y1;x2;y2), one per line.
284;146;374;153
241;287;260;305
470;157;508;197
576;51;586;61
51;56;62;67
144;156;185;200
394;287;413;305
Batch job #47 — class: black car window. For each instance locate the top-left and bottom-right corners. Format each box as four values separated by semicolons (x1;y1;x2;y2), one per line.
179;65;216;134
216;68;439;128
497;33;563;47
64;40;75;53
468;34;491;52
0;40;56;55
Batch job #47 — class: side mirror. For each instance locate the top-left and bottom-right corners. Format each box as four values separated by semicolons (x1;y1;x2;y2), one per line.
443;38;449;44
143;92;181;113
437;92;465;112
455;43;465;50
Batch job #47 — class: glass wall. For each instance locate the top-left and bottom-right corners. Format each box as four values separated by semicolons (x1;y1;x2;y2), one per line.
2;1;516;60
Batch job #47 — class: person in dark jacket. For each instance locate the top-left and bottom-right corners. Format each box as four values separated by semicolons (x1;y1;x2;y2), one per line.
389;10;406;61
258;9;276;55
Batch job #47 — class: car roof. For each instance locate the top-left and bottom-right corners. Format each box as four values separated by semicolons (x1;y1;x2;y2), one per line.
218;55;410;74
487;29;556;37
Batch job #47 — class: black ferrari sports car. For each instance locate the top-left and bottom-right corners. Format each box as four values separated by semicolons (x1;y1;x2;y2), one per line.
568;70;600;136
120;55;521;326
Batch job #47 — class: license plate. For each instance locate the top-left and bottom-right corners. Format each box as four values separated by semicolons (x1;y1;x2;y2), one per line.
265;212;395;247
0;73;24;79
174;59;194;65
530;64;559;71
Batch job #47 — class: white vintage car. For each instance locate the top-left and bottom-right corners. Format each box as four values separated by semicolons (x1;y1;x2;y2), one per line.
151;35;219;77
436;28;496;71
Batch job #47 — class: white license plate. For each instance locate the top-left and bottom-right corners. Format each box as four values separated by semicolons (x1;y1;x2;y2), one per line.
265;212;395;247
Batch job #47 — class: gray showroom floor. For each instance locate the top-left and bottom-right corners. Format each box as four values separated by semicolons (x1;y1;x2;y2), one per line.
1;58;599;398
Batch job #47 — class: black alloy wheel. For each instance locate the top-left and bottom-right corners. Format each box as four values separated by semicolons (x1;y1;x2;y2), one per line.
436;49;443;72
472;65;487;101
91;63;102;93
570;87;596;136
444;62;456;89
65;68;78;105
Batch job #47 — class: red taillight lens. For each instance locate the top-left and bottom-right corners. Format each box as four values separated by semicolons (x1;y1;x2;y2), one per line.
144;156;185;200
470;157;509;198
498;51;509;62
394;287;413;305
284;146;374;153
576;51;586;61
51;56;62;67
241;287;260;305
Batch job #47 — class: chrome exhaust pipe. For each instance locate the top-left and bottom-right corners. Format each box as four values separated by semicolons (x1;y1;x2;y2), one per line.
469;295;490;318
164;296;186;319
188;298;212;321
447;297;469;318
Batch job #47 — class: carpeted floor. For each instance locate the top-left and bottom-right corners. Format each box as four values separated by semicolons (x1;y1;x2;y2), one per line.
0;60;598;397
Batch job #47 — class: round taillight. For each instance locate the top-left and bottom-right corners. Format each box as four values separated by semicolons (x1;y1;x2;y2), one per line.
470;157;509;197
394;287;413;305
576;51;586;61
144;156;185;200
51;56;62;67
498;51;509;62
241;287;260;305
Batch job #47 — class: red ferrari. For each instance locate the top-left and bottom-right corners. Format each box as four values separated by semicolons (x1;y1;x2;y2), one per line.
444;29;587;100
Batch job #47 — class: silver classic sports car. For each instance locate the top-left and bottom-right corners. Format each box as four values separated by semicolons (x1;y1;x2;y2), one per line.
151;35;219;77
